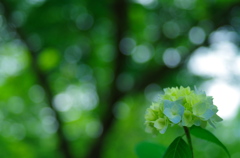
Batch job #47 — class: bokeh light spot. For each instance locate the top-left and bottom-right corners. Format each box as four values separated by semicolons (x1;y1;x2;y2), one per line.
64;45;82;64
132;45;152;64
29;85;45;103
8;96;25;114
144;84;161;102
76;13;94;30
163;21;180;39
189;27;206;45
202;81;240;120
53;93;73;112
119;37;136;55
163;48;181;68
86;120;103;138
174;0;196;10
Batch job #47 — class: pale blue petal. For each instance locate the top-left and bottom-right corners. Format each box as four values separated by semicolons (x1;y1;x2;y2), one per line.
194;86;206;95
170;115;181;124
163;100;184;124
194;119;201;126
164;108;181;124
201;109;215;120
163;100;173;109
172;103;184;116
160;125;168;134
163;108;172;118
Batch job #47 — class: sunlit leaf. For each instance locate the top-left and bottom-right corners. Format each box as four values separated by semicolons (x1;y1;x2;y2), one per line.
190;126;230;158
38;48;60;71
135;141;166;158
163;136;192;158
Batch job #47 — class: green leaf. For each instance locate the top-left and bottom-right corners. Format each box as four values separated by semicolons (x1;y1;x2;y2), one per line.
190;126;231;158
135;141;166;158
38;48;60;71
163;137;192;158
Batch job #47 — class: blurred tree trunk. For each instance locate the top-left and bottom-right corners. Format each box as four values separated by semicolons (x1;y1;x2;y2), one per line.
85;0;128;158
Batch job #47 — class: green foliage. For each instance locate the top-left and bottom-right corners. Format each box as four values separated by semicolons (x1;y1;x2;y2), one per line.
135;141;166;158
163;137;192;158
190;126;231;158
0;0;239;157
38;48;60;71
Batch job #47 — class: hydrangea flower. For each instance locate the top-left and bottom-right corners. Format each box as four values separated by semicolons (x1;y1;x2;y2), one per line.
145;86;222;134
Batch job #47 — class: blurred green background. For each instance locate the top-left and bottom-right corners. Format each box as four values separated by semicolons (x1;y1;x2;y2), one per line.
0;0;240;157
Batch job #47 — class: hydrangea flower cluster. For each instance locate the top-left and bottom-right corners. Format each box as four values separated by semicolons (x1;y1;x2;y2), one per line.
145;86;222;134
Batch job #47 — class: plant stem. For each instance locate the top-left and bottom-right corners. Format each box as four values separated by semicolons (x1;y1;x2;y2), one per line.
183;126;194;158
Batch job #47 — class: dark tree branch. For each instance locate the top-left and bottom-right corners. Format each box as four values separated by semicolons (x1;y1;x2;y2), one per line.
84;0;128;158
1;1;73;158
